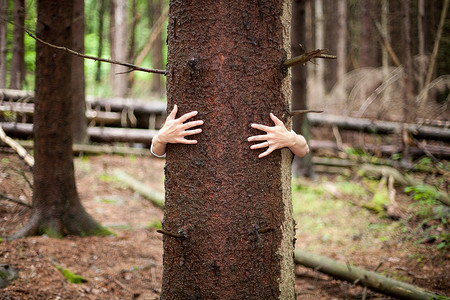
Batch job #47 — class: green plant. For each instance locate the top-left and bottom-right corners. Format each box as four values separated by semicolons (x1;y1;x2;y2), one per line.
405;184;441;218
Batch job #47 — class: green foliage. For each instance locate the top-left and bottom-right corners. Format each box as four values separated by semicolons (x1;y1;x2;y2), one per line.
404;185;441;218
0;238;3;243
55;265;88;284
148;218;162;230
82;226;115;237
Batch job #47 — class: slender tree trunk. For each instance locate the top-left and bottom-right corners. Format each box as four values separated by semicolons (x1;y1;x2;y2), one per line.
71;0;87;144
110;0;128;97
10;0;105;239
292;0;315;179
360;0;377;68
162;1;295;298
336;0;347;102
149;0;163;95
0;0;7;88
9;0;25;90
314;0;325;100
95;0;106;83
401;0;414;167
324;0;337;92
127;0;137;92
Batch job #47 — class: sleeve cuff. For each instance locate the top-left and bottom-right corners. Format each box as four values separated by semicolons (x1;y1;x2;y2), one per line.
150;144;166;158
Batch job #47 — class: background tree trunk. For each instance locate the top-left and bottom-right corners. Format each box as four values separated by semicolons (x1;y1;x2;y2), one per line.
0;0;7;88
149;0;163;95
11;0;104;239
95;0;106;83
401;0;414;166
360;0;378;68
110;0;128;97
291;0;315;178
162;1;295;298
72;0;88;144
314;0;325;100
9;0;25;90
335;0;347;102
127;0;137;92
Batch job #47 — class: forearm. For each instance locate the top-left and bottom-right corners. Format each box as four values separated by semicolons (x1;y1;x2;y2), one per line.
288;132;309;158
151;134;167;157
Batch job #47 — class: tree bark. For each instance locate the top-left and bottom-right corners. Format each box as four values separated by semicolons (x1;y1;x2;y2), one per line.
10;0;105;239
95;0;106;82
291;0;315;178
162;1;295;299
9;0;25;90
0;0;7;88
71;0;88;144
314;0;325;100
110;0;128;97
335;0;347;101
149;0;163;95
360;0;378;68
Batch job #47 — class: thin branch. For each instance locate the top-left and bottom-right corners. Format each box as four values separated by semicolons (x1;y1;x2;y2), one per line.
284;48;336;68
0;193;32;208
422;0;449;103
22;27;166;75
0;126;34;167
290;109;323;117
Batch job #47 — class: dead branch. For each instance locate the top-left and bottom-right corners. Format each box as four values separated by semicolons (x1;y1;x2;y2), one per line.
422;0;449;104
0;126;34;167
22;27;166;75
0;193;32;208
112;169;165;209
284;48;336;68
294;249;444;300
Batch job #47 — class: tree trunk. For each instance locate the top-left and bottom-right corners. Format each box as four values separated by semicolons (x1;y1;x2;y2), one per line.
335;0;347;102
110;0;128;97
162;1;295;299
314;0;325;100
127;0;137;92
0;0;7;88
401;0;414;166
149;0;163;95
291;0;315;179
10;0;105;239
95;0;106;83
71;0;88;144
9;0;25;90
360;0;378;68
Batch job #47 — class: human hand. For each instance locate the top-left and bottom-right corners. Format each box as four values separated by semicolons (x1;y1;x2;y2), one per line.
248;113;309;158
248;113;295;158
156;104;204;144
151;104;203;157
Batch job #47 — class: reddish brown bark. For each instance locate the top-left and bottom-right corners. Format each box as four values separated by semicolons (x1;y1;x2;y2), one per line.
149;0;163;94
162;1;294;298
0;0;7;88
291;0;315;178
11;0;103;239
9;0;25;90
71;0;88;144
360;0;378;68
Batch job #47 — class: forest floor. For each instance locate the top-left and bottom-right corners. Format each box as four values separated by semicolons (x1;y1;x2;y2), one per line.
0;151;449;299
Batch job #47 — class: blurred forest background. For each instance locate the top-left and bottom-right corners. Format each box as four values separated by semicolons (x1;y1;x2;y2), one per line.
0;0;449;298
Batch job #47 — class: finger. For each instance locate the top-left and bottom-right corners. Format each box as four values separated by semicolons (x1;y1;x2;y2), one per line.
183;128;202;136
258;148;274;158
270;113;283;126
167;104;178;120
250;142;269;150
183;120;204;129
178;110;198;123
248;134;268;142
251;123;271;132
179;138;198;145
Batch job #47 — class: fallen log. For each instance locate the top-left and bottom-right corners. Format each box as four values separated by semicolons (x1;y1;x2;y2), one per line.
308;114;450;141
1;123;158;144
112;169;164;209
17;140;153;156
0;126;34;167
294;249;445;300
358;164;450;206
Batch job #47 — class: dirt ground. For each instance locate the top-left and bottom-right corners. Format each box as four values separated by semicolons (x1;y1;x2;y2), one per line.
0;151;448;299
